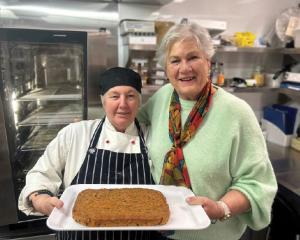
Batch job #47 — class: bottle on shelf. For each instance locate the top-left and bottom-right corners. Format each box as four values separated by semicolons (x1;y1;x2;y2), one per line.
137;62;142;75
253;66;264;87
210;61;218;85
217;62;225;87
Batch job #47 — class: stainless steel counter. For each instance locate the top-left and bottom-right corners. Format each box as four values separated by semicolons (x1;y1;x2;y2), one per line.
268;142;300;196
268;142;300;239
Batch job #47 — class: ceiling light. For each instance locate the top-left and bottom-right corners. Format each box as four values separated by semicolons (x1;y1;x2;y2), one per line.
3;5;119;21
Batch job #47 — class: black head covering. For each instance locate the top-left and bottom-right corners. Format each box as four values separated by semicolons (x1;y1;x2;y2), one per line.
99;67;142;95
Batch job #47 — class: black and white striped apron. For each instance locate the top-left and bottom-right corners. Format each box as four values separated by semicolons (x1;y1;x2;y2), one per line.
56;118;161;240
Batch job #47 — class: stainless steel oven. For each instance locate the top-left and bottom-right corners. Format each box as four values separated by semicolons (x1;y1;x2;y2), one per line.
0;28;87;230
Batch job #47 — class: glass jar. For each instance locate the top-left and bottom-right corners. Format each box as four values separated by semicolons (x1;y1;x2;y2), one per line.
253;66;264;87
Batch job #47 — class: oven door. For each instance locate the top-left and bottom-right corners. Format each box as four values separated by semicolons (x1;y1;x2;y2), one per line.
0;97;18;226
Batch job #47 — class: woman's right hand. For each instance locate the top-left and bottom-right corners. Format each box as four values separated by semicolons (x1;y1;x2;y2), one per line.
186;196;224;220
30;193;64;216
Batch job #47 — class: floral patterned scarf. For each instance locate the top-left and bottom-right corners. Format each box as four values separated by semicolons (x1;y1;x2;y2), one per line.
160;81;214;189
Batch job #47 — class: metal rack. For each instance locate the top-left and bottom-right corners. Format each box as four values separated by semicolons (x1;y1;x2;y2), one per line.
18;87;82;101
21;126;63;151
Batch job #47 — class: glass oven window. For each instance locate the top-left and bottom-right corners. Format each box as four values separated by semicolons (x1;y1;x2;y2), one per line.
1;38;86;221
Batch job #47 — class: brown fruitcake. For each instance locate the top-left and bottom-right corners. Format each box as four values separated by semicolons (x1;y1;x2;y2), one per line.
72;188;170;227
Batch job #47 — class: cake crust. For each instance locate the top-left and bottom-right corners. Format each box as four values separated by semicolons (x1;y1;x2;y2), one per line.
72;188;170;227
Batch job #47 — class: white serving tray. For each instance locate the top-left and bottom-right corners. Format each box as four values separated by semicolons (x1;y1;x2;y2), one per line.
47;184;210;231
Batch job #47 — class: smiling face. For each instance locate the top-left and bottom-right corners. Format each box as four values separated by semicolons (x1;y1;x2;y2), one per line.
102;86;140;132
166;38;211;100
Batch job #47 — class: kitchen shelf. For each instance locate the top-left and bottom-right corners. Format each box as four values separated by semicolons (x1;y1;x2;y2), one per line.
224;86;280;93
279;88;300;102
216;46;300;54
18;103;82;126
216;46;280;53
27;102;82;115
18;87;82;101
21;126;63;151
128;44;157;51
18;113;82;126
281;48;300;55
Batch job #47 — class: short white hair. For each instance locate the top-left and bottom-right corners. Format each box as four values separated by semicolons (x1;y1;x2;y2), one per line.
156;21;215;68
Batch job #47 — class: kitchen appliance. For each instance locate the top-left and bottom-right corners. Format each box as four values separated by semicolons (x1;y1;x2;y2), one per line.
0;28;87;229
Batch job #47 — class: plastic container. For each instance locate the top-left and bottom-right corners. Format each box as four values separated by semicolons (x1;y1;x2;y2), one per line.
234;32;256;47
263;104;298;134
261;119;293;146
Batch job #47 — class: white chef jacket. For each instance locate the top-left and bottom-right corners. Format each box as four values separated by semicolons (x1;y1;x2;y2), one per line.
18;119;148;216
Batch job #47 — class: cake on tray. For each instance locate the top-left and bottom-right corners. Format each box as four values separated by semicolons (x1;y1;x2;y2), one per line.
72;188;170;227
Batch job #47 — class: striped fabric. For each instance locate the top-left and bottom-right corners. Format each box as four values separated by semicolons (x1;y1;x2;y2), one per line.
56;118;157;240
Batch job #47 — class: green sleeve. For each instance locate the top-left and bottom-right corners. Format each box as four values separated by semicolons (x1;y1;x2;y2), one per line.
228;102;277;230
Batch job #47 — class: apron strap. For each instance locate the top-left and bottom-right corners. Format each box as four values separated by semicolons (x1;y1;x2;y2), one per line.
89;117;105;149
134;118;148;157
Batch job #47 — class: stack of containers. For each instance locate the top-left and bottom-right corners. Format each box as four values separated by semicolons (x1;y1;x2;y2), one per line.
262;104;298;146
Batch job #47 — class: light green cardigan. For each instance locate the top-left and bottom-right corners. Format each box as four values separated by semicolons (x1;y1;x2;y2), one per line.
139;84;277;240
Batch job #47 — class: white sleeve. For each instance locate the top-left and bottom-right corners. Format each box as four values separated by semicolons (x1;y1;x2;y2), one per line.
18;124;73;216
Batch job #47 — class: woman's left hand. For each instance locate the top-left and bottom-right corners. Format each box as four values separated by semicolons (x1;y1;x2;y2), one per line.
186;196;223;220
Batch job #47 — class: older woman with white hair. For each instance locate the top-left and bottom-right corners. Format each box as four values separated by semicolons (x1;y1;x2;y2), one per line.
139;21;277;240
18;67;166;240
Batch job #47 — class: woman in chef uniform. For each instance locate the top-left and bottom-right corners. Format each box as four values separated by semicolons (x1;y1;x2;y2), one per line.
18;67;165;240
